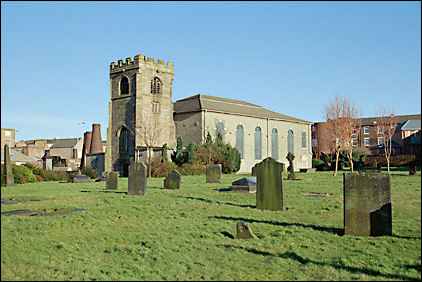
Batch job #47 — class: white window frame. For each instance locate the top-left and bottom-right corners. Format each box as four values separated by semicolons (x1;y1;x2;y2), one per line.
364;126;370;135
364;137;370;146
5;131;11;137
378;137;384;145
377;126;383;135
352;138;357;146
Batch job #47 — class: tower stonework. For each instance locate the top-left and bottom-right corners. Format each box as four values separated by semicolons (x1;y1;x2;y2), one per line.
108;53;176;176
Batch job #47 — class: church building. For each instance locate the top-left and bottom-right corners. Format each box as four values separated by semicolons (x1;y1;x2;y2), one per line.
105;53;312;175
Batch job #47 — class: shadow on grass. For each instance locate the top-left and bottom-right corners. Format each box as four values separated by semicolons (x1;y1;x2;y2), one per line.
211;215;344;236
80;190;127;194
174;196;255;209
218;244;419;280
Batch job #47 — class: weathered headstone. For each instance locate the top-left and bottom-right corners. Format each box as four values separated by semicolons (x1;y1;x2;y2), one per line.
409;165;417;176
128;161;147;195
106;172;118;189
3;144;15;186
164;170;181;189
344;172;392;236
255;157;285;211
229;177;256;193
68;174;92;183
286;152;296;180
236;222;258;239
206;164;222;183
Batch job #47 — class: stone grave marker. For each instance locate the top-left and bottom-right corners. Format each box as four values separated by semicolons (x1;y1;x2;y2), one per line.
128;161;147;195
3;144;15;186
229;177;256;193
68;174;91;183
286;152;296;180
164;170;181;189
206;164;222;183
343;172;392;236
255;157;285;211
236;222;258;239
409;165;417;176
106;172;118;189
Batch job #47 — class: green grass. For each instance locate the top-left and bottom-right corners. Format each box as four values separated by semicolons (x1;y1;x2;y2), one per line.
1;171;421;281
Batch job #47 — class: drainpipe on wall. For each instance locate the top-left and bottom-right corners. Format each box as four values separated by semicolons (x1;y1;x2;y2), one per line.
266;118;269;158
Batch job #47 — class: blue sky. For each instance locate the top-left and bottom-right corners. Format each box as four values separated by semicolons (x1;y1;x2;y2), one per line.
1;1;420;142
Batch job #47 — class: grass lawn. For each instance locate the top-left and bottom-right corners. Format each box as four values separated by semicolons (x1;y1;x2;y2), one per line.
1;170;421;281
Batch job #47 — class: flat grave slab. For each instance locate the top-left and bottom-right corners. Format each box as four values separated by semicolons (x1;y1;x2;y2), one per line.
68;174;92;183
229;177;256;193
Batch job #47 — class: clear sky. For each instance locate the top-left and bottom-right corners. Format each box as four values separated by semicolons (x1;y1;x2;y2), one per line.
1;1;421;142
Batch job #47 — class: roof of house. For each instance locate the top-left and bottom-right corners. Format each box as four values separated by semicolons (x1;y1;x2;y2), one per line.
361;114;421;126
1;149;42;163
174;94;311;124
398;119;421;131
49;138;81;148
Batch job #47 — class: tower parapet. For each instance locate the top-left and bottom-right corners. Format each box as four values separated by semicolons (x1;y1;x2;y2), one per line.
110;53;174;74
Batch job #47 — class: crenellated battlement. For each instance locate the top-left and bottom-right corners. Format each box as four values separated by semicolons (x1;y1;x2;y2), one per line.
110;53;174;73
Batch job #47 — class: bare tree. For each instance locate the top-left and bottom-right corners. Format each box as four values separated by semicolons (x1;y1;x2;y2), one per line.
138;112;167;177
324;95;361;176
376;106;396;173
341;98;362;173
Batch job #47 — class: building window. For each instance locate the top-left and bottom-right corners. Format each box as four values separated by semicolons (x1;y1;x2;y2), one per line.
216;122;224;142
120;76;129;95
5;131;11;137
271;128;278;160
364;137;370;146
352;138;357;146
301;131;306;148
364;126;370;135
119;127;129;152
255;127;262;160
152;102;160;113
378;137;384;145
312;138;318;146
151;77;161;94
288;130;294;154
352;129;357;137
378;126;383;135
236;125;244;159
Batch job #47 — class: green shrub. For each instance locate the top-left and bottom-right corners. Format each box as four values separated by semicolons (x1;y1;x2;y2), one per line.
151;161;178;178
312;158;325;168
178;163;206;175
80;168;99;179
221;144;241;174
12;164;37;184
372;160;378;168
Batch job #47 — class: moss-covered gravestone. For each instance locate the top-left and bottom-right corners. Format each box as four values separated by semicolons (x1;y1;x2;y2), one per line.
3;144;15;186
256;157;285;211
128;161;147;195
164;170;181;189
236;222;258;239
106;172;118;189
343;172;392;236
206;164;222;183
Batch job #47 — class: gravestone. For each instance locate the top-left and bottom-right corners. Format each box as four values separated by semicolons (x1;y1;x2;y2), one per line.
206;164;222;183
3;144;15;186
229;177;256;193
164;170;181;189
106;172;118;189
344;172;392;236
128;161;147;195
68;174;91;183
236;222;258;239
286;152;296;180
255;157;285;211
409;165;417;176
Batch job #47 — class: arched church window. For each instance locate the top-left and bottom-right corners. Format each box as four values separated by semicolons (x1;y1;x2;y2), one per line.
302;131;307;148
288;130;294;154
120;76;129;95
255;126;262;160
236;125;244;159
272;128;278;160
119;127;128;152
216;122;224;142
151;77;161;94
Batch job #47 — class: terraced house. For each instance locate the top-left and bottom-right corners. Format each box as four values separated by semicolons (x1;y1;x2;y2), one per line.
106;53;312;175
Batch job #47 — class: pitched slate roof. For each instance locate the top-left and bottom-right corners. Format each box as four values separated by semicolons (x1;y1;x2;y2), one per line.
370;140;402;149
361;114;421;126
1;149;41;163
49;138;81;148
399;119;421;131
174;94;311;124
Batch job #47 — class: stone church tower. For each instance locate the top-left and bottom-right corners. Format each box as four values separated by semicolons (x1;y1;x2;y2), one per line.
105;53;176;176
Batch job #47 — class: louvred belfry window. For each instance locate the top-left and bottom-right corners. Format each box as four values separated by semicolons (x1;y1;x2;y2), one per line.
151;77;161;94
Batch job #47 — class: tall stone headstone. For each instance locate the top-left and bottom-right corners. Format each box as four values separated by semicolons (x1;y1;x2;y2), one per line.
255;157;285;211
3;144;15;186
164;170;181;189
90;124;103;154
106;172;118;190
343;172;392;236
128;161;147;195
206;164;222;183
